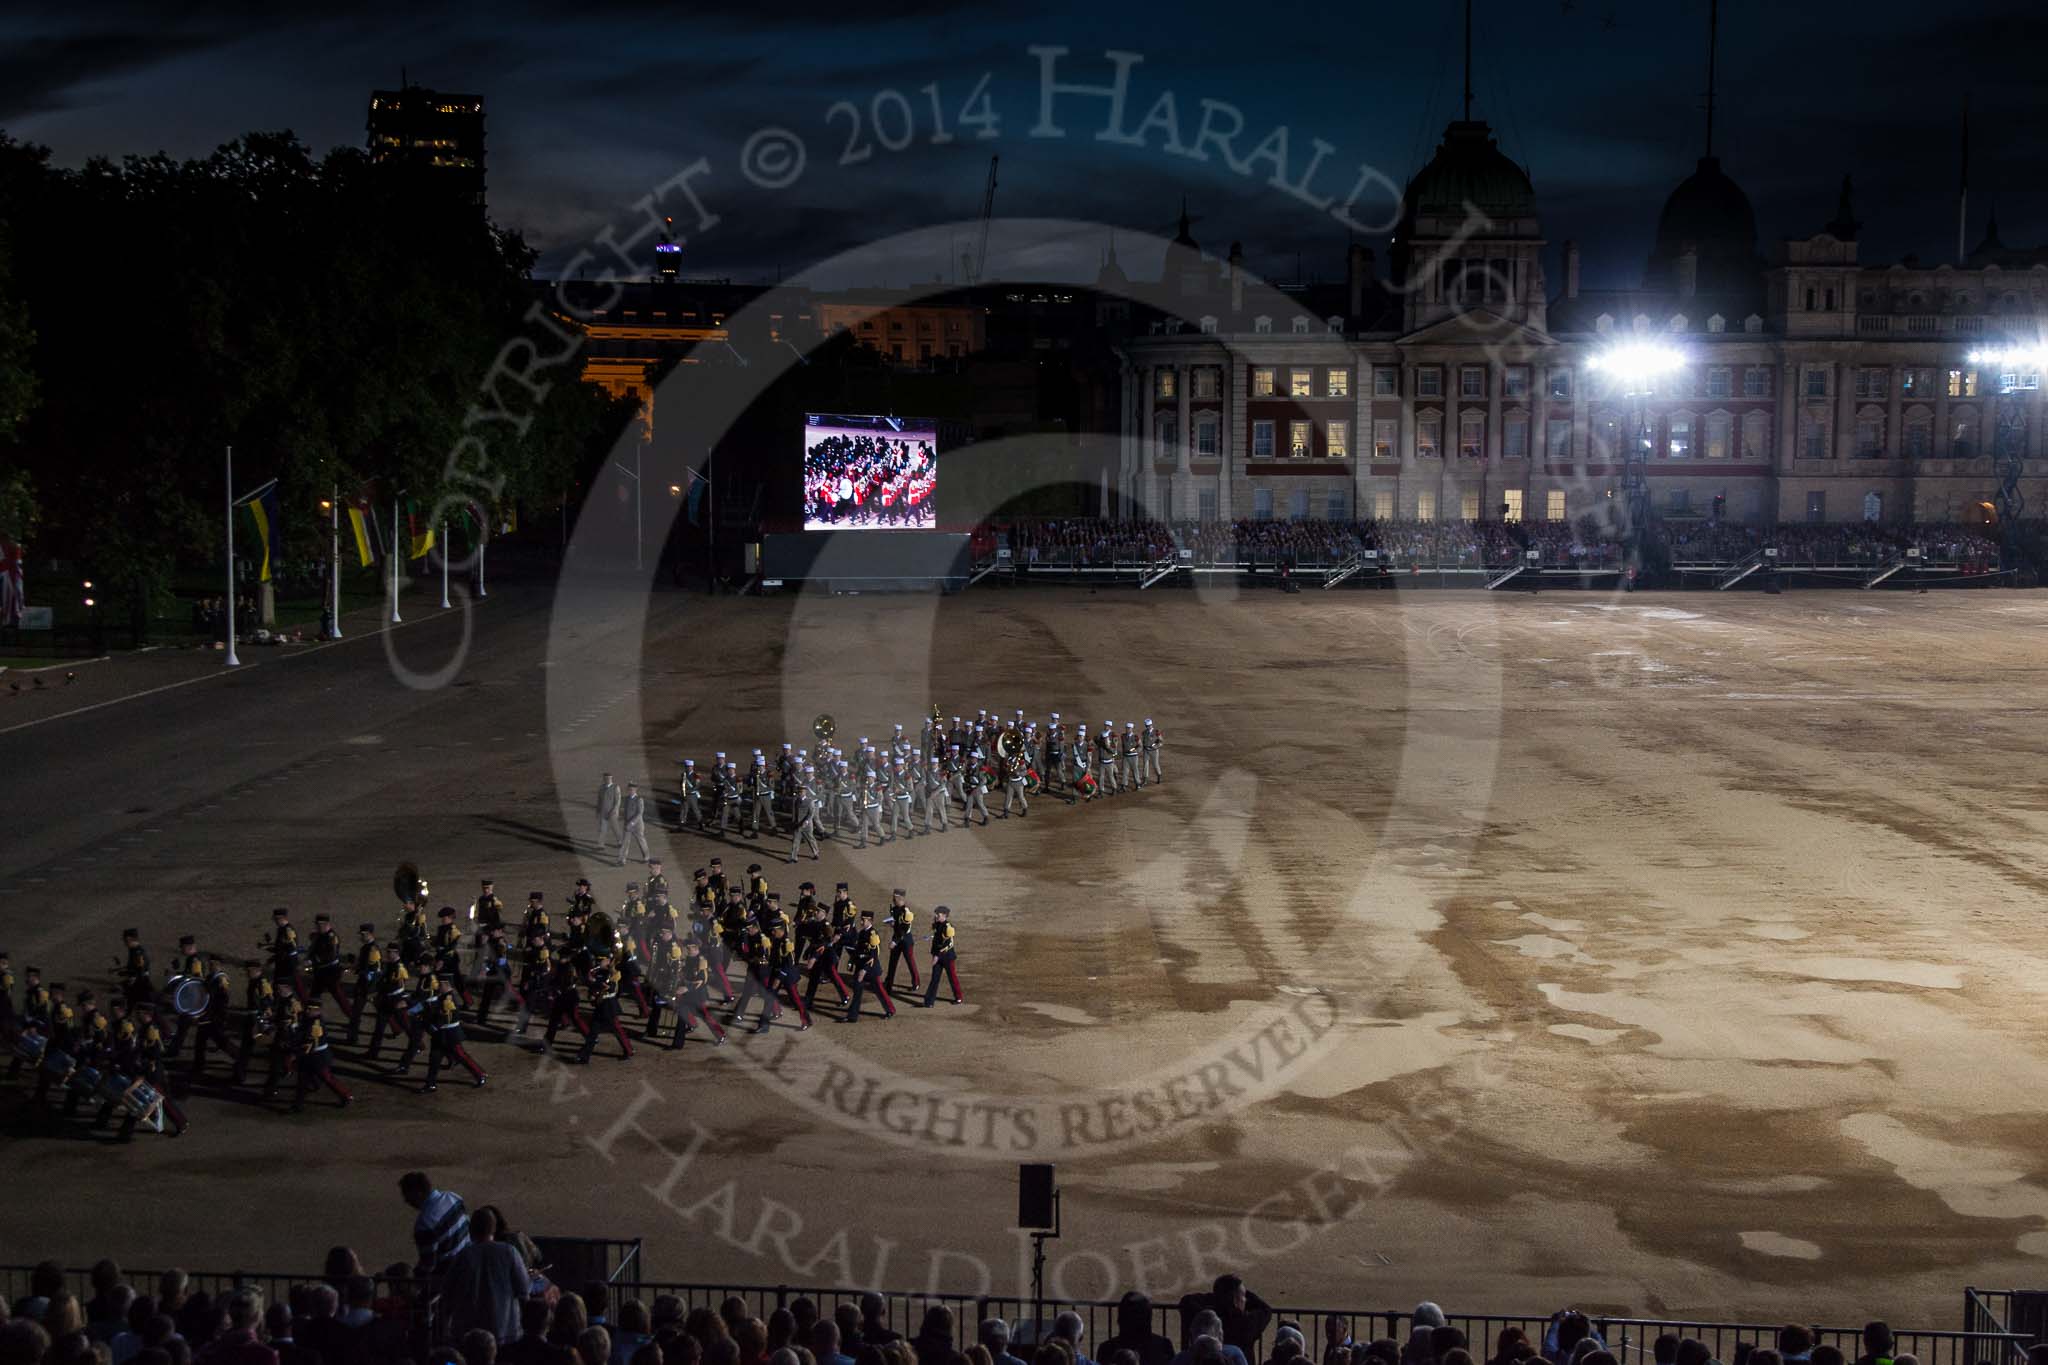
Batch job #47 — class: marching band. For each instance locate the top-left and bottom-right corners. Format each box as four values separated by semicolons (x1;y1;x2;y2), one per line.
0;860;967;1136
663;707;1167;857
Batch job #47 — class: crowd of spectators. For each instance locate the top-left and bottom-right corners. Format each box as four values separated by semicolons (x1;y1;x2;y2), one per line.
985;518;2007;572
9;1251;2043;1365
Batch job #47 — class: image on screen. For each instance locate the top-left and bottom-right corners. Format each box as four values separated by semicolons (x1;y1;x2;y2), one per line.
802;413;939;531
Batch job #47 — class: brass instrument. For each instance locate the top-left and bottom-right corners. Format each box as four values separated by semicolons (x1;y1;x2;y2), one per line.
393;862;428;906
813;713;836;741
994;728;1025;763
928;702;943;725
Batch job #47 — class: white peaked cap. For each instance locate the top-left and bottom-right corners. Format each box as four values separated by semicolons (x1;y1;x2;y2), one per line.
1145;718;1154;725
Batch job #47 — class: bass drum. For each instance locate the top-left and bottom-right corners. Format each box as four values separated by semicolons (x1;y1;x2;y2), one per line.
1074;771;1099;798
1022;767;1042;794
164;975;207;1017
11;1031;46;1067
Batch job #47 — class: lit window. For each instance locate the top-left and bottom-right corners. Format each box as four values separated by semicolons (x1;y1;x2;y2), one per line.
1326;367;1350;398
1547;369;1572;399
1417;367;1443;398
1503;488;1524;522
1326;420;1349;458
1374;491;1394;520
1156;370;1176;398
1459;411;1484;458
1252;367;1276;397
1460;366;1485;398
1373;419;1396;460
1503;366;1529;398
1947;369;1978;397
1417;416;1441;459
1417;489;1437;522
1252;421;1275;458
1461;490;1481;521
1290;369;1313;398
1374;367;1397;396
1546;489;1566;521
1289;420;1312;458
1666;414;1692;458
1705;412;1732;459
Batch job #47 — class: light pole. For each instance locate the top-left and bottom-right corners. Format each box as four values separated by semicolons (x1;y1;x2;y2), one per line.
1966;344;2045;574
613;439;645;572
390;491;406;623
326;486;343;639
225;446;240;667
1588;341;1687;580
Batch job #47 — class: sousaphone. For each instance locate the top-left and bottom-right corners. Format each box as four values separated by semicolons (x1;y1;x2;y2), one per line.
813;714;836;742
394;862;428;906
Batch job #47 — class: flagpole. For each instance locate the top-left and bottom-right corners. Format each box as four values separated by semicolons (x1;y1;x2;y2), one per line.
390;495;403;624
440;518;450;609
225;445;240;667
329;483;343;640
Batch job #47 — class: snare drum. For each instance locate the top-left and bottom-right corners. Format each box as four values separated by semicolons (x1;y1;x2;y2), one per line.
121;1079;163;1119
40;1046;75;1078
11;1031;46;1066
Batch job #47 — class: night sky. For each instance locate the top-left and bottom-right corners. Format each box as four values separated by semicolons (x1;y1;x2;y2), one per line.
5;1;2043;294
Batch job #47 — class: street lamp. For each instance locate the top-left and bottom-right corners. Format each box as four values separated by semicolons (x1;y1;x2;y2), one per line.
1588;341;1687;578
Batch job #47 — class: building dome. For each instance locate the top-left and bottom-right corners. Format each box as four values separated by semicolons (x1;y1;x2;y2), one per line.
1644;155;1759;295
1402;121;1536;222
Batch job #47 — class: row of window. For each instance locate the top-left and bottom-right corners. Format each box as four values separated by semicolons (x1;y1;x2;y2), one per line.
1156;362;2048;407
1159;364;1795;403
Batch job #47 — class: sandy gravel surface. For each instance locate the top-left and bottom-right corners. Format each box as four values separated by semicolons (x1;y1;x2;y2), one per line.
4;581;2046;1326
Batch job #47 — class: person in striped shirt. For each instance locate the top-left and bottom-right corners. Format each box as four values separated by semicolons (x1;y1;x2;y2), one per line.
398;1171;471;1275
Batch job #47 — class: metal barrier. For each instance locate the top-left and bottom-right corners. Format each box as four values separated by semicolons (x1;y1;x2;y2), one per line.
5;1263;2032;1365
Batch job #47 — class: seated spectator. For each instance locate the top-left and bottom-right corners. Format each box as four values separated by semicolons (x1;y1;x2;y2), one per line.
323;1249;363;1288
94;1284;138;1346
339;1278;377;1330
578;1329;613;1365
1177;1278;1272;1360
265;1303;317;1365
43;1295;86;1343
1104;1296;1173;1365
912;1308;963;1365
720;1302;751;1339
86;1262;126;1326
1778;1331;1813;1365
0;1319;53;1365
1490;1330;1530;1365
502;1300;567;1365
297;1285;362;1365
612;1302;655;1365
981;1319;1030;1365
1053;1313;1099;1365
1170;1319;1246;1365
734;1318;771;1365
811;1317;854;1365
16;1263;63;1323
857;1296;900;1348
195;1291;274;1365
1851;1326;1891;1365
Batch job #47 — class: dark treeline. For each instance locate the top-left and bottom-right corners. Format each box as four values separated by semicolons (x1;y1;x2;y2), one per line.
0;129;635;636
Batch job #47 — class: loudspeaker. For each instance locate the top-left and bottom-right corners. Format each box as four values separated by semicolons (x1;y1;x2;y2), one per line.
1018;1163;1056;1229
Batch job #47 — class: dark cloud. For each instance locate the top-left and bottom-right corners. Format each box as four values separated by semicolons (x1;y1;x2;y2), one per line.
0;29;228;121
